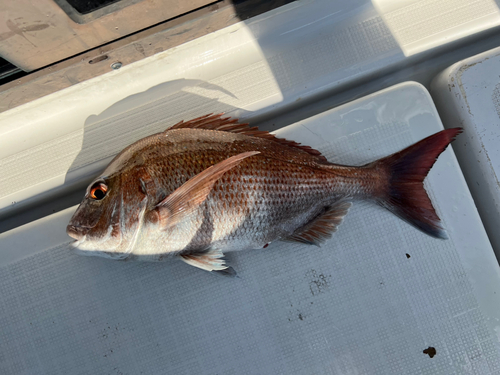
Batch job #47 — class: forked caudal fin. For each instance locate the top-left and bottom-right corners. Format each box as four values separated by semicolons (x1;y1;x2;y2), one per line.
373;128;462;239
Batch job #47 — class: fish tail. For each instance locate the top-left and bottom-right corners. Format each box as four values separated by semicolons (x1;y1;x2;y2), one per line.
373;128;462;239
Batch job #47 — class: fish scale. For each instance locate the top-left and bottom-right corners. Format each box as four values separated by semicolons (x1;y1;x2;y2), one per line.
151;153;336;255
67;114;462;274
127;133;345;253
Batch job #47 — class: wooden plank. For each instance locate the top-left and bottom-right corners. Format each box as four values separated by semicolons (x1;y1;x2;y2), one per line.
0;0;293;113
0;0;215;71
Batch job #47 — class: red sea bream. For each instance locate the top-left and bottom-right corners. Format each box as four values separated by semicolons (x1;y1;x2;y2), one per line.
67;114;462;275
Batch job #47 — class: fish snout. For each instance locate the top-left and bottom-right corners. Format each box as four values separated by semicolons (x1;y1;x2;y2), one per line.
66;224;88;240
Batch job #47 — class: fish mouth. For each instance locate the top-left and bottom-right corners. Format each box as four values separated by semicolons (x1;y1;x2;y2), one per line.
66;224;90;240
69;228;130;261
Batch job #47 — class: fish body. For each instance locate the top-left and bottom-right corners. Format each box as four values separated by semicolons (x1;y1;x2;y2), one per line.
67;114;461;273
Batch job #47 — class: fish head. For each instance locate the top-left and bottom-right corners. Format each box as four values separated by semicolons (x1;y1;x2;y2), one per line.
67;173;148;259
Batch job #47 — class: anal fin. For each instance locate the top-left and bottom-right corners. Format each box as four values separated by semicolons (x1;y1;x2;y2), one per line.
285;199;352;246
180;248;229;272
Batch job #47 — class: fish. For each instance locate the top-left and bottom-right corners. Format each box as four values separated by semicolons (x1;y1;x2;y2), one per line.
67;113;462;275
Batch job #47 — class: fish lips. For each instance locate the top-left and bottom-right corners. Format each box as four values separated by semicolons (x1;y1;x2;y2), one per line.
67;222;130;261
68;230;129;260
66;224;90;240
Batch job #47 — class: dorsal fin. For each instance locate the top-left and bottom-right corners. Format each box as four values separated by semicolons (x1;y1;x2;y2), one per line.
168;113;328;162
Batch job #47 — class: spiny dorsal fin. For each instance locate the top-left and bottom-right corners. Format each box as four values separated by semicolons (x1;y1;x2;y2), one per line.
168;113;328;162
284;199;352;246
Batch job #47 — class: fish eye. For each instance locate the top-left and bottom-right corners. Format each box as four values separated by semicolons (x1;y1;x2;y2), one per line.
90;182;108;200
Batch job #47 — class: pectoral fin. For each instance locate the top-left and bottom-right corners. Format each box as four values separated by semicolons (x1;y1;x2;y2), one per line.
284;199;352;246
156;151;259;229
179;248;231;273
